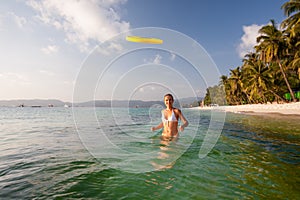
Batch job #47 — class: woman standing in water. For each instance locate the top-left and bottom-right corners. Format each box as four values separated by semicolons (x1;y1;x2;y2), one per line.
151;94;189;139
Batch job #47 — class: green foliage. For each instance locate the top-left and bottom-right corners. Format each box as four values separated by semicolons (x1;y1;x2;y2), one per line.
204;0;300;105
191;100;200;107
203;85;227;106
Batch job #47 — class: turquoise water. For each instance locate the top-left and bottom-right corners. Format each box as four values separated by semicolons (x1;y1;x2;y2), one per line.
0;107;299;199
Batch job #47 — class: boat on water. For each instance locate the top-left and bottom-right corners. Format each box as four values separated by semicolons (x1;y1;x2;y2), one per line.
31;105;42;108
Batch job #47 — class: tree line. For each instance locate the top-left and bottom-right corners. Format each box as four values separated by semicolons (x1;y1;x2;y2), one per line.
204;0;300;106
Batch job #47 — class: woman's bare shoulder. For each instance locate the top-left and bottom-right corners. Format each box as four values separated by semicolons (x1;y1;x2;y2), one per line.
174;108;182;114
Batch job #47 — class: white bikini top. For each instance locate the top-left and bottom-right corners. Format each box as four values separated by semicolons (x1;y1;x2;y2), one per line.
162;109;178;123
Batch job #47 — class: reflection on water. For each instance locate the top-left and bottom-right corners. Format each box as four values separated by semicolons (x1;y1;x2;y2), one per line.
227;112;300;137
225;112;300;165
0;108;300;199
150;138;179;170
218;112;300;199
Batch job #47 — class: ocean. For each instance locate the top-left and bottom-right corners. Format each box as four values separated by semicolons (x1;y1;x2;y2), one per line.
0;107;299;199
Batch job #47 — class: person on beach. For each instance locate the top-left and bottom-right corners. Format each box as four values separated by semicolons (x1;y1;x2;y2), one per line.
151;94;189;139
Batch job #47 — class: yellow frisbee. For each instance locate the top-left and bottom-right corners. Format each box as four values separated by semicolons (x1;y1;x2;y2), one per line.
126;36;163;44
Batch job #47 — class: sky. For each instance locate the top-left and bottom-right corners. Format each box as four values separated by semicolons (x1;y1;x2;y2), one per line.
0;0;288;102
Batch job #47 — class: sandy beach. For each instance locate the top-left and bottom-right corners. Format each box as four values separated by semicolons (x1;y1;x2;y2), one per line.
193;102;300;115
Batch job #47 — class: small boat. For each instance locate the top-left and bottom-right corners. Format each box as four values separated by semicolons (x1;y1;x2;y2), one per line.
31;105;42;108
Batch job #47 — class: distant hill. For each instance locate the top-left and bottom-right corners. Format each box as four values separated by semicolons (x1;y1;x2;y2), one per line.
74;97;202;108
179;96;202;104
74;100;164;108
0;99;71;107
0;97;203;107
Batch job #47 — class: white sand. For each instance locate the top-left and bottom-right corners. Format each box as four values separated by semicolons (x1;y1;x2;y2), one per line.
193;102;300;115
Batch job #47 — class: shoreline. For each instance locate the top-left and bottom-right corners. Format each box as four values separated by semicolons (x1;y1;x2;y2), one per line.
191;102;300;116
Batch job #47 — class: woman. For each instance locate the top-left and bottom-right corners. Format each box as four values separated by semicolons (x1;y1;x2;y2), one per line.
151;94;189;139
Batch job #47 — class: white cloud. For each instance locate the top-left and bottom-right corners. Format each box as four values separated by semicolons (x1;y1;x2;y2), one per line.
170;53;176;61
8;12;27;28
237;24;264;58
143;54;163;64
153;54;162;64
0;72;31;86
0;14;3;28
144;54;162;64
39;70;55;76
27;0;130;52
138;85;156;93
97;41;123;55
63;80;75;86
41;45;59;54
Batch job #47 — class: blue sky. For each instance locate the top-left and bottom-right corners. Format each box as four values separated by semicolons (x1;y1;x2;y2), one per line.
0;0;287;101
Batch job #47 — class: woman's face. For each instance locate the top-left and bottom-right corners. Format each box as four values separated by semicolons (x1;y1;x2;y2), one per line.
164;96;173;107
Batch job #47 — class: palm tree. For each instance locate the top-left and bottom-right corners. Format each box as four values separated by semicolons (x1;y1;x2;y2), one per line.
243;52;259;65
291;42;300;79
243;59;272;103
219;75;231;104
268;62;289;102
281;0;300;82
281;0;300;38
228;67;251;104
242;52;286;103
256;19;296;101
